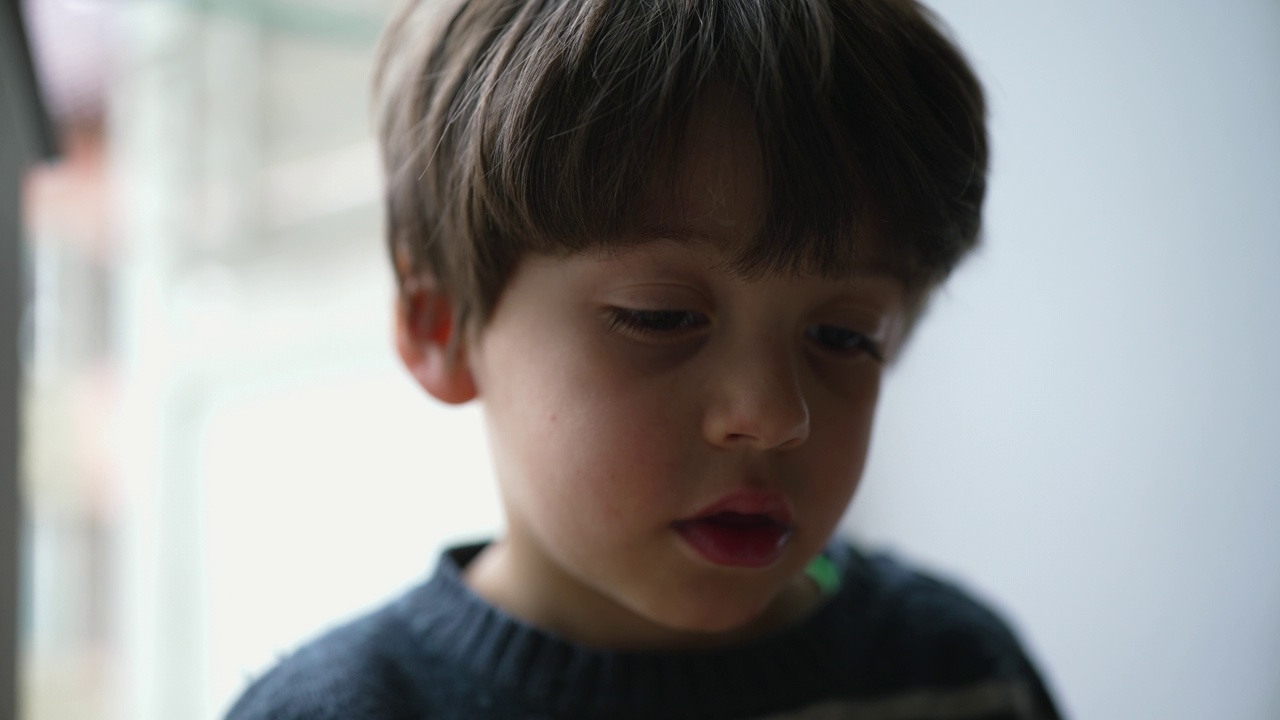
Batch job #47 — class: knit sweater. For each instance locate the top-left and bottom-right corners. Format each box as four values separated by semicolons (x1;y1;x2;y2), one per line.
225;541;1062;719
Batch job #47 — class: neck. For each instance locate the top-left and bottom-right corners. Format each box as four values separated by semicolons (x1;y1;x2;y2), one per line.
462;536;823;651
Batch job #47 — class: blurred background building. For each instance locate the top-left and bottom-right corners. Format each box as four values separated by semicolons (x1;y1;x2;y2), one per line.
7;1;1280;719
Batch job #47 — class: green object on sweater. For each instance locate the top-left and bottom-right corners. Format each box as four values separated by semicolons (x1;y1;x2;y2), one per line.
806;553;842;595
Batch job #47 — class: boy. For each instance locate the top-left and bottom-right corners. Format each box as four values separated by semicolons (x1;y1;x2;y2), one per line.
228;0;1063;718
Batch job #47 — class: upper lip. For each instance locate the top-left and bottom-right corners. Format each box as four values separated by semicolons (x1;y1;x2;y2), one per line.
678;489;795;525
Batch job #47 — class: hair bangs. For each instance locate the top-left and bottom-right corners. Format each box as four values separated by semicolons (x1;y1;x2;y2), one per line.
375;0;987;328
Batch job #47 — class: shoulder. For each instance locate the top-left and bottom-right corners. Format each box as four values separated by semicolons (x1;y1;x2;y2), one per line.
827;542;1063;718
859;551;1022;674
223;595;446;720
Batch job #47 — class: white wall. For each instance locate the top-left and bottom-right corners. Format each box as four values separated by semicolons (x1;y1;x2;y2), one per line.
847;2;1280;719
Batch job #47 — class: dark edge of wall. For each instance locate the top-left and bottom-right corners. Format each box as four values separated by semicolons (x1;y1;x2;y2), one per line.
0;98;21;720
2;0;58;161
2;1;59;717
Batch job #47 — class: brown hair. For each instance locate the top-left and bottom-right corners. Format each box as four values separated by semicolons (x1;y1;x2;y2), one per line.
374;0;987;334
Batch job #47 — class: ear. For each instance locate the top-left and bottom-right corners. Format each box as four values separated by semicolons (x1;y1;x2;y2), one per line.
395;286;478;404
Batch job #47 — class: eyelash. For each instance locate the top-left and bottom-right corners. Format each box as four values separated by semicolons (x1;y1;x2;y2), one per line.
607;308;885;361
805;325;885;362
607;308;706;336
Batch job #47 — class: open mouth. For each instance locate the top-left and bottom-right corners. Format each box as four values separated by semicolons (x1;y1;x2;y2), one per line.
673;511;795;568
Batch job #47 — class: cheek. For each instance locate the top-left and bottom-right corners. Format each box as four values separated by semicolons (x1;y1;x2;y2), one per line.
488;338;692;525
801;377;882;502
560;381;690;511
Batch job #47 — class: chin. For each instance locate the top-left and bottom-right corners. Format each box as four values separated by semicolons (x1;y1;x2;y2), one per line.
638;586;780;640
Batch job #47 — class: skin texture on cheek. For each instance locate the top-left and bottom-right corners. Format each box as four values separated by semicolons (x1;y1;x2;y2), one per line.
477;300;674;535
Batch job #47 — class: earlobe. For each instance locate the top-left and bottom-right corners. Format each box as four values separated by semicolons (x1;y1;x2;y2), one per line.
395;287;478;404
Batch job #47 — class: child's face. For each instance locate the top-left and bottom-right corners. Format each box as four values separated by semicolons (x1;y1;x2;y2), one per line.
454;96;907;649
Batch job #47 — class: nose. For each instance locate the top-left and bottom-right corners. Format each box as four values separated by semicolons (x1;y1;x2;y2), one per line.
701;346;810;451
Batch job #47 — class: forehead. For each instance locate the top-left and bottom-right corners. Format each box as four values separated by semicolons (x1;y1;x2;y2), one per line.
626;90;902;285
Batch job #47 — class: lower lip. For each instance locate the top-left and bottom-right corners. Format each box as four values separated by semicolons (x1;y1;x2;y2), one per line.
674;518;794;568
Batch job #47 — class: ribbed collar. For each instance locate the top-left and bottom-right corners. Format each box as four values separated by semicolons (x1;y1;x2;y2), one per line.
395;541;875;719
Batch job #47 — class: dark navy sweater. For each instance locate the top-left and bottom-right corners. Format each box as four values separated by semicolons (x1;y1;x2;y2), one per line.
225;541;1062;719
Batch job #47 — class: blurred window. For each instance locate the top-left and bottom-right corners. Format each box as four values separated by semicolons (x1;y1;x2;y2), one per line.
19;2;495;718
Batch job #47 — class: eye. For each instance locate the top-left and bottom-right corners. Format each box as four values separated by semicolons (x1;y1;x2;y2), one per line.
607;308;706;336
805;324;885;362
